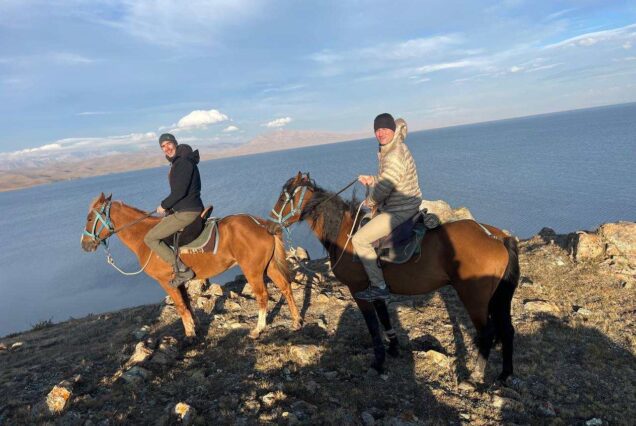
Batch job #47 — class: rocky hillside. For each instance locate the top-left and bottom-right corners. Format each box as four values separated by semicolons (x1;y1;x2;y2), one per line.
0;222;634;425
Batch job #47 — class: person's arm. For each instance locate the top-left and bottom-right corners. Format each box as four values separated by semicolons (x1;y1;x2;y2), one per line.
161;160;194;209
367;154;403;207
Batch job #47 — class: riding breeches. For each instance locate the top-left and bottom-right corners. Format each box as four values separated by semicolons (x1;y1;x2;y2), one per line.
351;209;417;287
143;211;200;266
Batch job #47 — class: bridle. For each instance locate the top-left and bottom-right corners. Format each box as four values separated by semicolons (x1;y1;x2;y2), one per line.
270;185;309;228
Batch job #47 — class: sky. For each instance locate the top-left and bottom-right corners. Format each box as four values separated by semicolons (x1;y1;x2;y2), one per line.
1;0;635;161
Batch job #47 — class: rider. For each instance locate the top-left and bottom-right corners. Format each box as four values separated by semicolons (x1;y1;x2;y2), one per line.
143;133;204;288
352;113;422;301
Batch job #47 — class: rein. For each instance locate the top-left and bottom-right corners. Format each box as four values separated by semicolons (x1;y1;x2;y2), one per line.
84;200;156;275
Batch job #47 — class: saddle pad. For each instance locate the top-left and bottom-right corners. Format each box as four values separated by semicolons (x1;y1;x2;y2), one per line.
179;218;220;254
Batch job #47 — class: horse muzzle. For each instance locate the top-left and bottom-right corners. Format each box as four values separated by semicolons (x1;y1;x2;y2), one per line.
81;235;100;252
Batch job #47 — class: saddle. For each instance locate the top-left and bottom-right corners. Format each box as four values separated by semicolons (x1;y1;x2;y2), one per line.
161;206;220;254
356;209;440;265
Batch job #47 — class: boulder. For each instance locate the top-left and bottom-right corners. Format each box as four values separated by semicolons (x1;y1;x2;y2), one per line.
289;344;320;366
569;232;605;261
600;222;636;261
45;382;73;414
208;283;224;297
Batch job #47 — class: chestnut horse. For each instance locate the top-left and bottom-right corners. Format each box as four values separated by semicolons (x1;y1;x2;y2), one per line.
272;173;519;381
81;193;302;340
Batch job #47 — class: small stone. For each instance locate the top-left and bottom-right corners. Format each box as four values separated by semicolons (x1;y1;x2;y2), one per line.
127;341;154;366
261;392;278;407
316;317;328;331
424;350;449;367
164;295;175;305
11;341;24;350
458;381;475;392
305;380;319;394
45;382;73;414
323;370;338;379
208;283;224;296
228;291;240;300
586;418;603;426
538;401;556;417
173;402;197;425
289;345;320;366
361;411;375;426
281;411;299;424
555;259;566;266
225;300;242;311
460;413;471;420
294;247;310;261
523;300;559;314
492;395;523;411
0;343;7;352
122;366;151;384
185;279;207;297
229;322;243;329
380;374;389;381
573;306;593;316
133;325;150;340
241;284;254;297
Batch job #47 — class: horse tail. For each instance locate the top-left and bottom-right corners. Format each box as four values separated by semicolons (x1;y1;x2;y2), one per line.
271;230;292;284
489;236;519;380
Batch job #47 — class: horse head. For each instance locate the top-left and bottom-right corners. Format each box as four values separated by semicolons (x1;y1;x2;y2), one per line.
81;192;114;252
270;171;315;227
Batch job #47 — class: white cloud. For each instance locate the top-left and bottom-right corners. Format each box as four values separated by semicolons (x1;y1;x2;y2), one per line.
544;23;636;49
265;117;292;128
223;125;239;132
416;60;482;74
509;65;523;73
176;109;229;130
624;41;632;50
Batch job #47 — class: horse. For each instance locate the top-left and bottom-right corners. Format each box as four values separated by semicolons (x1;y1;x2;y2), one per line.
271;172;519;381
81;193;302;341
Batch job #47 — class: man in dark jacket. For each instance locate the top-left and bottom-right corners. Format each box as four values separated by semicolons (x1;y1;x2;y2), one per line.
144;133;204;288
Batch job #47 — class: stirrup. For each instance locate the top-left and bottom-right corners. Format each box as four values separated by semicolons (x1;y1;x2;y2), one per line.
168;267;195;288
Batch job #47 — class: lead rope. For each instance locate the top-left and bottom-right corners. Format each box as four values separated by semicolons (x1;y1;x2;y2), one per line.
104;245;153;276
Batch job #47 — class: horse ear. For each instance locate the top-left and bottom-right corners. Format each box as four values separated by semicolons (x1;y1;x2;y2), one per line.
296;171;302;181
106;193;112;201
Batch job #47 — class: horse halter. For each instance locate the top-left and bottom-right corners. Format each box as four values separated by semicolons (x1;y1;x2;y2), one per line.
83;200;115;245
271;184;309;228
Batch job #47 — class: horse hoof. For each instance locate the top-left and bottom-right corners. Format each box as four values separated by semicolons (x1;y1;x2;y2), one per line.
292;320;303;331
181;335;198;348
249;329;262;340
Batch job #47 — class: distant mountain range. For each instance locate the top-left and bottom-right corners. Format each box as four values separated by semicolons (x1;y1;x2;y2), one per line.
0;129;367;192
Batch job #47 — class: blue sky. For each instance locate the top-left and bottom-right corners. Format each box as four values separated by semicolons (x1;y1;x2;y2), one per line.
1;0;635;160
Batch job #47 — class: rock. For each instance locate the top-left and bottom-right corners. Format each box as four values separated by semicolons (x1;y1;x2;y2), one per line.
208;283;224;296
520;276;534;286
150;336;178;366
305;380;319;394
281;411;299;424
261;392;276;407
599;222;636;260
570;232;605;261
228;291;240;300
133;325;150;340
317;294;331;304
196;296;216;314
45;382;73;414
126;341;154;366
424;350;449;367
163;295;175;306
537;401;556;417
420;200;454;223
294;247;310;261
241;284;254;297
173;402;196;425
523;299;559;314
492;395;523;411
539;227;556;237
185;279;207;297
289;345;320;366
458;381;475;392
316;317;328;331
361;411;375;426
555;259;566;266
0;343;7;352
453;206;474;221
585;418;603;426
241;399;261;415
225;300;242;311
11;341;24;350
573;306;593;316
121;366;151;384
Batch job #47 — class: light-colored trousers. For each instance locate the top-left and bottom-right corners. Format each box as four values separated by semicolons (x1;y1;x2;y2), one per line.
351;209;418;287
144;210;200;266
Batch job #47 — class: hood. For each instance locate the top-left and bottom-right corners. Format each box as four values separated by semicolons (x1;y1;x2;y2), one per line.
169;144;200;164
380;118;408;154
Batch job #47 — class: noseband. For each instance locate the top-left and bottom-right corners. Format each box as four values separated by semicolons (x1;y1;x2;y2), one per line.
271;185;308;227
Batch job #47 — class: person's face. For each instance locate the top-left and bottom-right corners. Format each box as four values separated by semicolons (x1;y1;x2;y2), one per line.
161;141;177;158
375;128;395;145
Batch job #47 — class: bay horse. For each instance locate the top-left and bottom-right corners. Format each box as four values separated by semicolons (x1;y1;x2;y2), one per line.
81;193;302;341
271;173;519;381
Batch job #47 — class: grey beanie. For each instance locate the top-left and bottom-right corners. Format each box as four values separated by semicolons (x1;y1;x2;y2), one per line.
159;133;177;146
373;113;396;131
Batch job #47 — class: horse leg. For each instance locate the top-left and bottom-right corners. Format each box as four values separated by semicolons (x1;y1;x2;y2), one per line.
245;273;270;339
356;299;386;373
489;287;515;381
161;282;197;340
267;263;303;331
373;300;399;358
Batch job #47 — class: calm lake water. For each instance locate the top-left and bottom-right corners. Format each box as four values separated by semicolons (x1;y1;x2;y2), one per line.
1;103;634;335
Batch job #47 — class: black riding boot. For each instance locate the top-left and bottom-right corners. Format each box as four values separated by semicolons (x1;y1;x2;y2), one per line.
169;259;195;288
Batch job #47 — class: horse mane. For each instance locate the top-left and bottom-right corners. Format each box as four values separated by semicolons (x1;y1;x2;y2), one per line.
114;200;149;216
282;177;359;255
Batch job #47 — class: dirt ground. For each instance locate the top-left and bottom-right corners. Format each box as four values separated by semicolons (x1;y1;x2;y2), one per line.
1;231;634;425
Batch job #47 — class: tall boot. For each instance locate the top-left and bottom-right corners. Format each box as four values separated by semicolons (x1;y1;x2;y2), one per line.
168;259;195;288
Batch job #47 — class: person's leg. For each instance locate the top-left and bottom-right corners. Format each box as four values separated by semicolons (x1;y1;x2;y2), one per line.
351;209;417;300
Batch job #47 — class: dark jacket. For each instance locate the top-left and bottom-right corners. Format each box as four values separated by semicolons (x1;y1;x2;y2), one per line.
161;144;204;212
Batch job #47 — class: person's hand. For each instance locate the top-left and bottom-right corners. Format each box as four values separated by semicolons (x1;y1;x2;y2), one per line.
358;175;374;186
156;205;166;216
